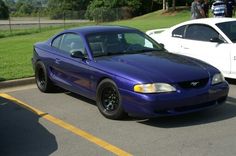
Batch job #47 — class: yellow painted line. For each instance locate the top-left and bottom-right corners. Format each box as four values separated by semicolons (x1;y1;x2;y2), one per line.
0;93;132;156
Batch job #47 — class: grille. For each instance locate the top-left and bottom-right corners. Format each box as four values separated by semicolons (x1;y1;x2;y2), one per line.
154;96;227;115
178;78;209;89
174;102;214;112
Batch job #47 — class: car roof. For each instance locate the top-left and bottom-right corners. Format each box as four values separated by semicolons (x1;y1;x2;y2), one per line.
177;18;236;26
63;25;139;35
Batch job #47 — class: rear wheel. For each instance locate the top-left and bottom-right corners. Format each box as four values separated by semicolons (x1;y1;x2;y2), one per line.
35;61;55;93
96;79;127;120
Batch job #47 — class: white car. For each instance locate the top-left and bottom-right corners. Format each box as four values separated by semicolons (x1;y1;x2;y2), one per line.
147;18;236;79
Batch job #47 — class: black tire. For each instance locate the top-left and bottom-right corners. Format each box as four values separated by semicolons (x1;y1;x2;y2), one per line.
35;61;55;93
96;79;127;120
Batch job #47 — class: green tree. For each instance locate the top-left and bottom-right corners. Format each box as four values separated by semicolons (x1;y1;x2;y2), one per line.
3;0;16;9
0;0;9;19
85;0;142;22
5;0;48;16
138;0;162;15
19;3;34;15
12;1;34;16
47;0;92;19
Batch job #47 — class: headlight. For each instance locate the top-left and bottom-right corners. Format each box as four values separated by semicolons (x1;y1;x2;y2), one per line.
212;73;225;85
134;83;176;93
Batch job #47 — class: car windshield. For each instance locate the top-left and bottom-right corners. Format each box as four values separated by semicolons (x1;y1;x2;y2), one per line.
216;21;236;43
86;31;163;57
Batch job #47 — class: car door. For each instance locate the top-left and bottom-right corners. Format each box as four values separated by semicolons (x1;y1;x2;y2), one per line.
50;33;94;97
232;50;236;75
230;47;236;76
178;24;231;75
164;25;188;53
216;21;236;77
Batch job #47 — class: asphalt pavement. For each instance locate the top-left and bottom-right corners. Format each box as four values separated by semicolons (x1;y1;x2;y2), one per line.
0;80;236;156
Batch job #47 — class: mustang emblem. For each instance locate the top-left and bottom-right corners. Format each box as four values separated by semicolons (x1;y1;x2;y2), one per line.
190;82;199;86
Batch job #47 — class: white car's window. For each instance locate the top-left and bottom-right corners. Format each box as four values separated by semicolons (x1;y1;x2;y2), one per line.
216;21;236;43
172;25;186;38
185;24;220;42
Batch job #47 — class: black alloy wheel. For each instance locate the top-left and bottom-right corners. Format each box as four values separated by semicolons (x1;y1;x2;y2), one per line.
101;86;119;112
96;79;126;120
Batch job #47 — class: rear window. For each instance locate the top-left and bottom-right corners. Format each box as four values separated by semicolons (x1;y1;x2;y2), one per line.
172;25;186;38
52;35;62;48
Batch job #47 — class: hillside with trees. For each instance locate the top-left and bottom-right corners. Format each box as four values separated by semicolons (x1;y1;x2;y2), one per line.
1;0;215;21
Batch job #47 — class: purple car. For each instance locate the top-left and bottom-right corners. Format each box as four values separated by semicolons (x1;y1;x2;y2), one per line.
32;26;229;119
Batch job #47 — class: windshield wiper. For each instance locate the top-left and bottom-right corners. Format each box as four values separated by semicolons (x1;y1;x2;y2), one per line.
126;48;162;54
93;53;108;57
106;52;125;56
142;48;162;52
94;52;125;57
94;48;162;57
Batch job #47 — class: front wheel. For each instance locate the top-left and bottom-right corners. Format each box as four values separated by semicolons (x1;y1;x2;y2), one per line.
96;79;127;120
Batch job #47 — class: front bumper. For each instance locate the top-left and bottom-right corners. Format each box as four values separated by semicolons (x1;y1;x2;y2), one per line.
120;81;229;117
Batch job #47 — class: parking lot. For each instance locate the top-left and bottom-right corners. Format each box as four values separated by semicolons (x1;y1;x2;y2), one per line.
0;80;236;156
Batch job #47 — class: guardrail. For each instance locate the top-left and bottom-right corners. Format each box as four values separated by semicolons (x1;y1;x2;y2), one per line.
0;19;89;30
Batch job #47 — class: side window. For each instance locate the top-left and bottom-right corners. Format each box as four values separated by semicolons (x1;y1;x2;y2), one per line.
172;25;186;38
52;35;62;48
216;21;236;43
59;33;86;55
185;24;219;42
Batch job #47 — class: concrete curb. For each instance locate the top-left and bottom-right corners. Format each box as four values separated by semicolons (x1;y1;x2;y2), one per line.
0;77;35;89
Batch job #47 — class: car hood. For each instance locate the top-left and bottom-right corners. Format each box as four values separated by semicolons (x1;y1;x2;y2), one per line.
93;52;214;83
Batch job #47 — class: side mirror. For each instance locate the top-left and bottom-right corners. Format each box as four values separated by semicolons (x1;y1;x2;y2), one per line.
210;37;224;43
71;50;86;59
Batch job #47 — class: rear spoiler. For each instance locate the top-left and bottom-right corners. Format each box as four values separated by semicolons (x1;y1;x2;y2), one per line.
146;28;168;36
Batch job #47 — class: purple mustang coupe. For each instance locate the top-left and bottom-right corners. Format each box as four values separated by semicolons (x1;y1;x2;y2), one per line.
32;26;229;119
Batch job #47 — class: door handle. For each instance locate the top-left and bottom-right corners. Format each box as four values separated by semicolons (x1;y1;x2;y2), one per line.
55;58;61;64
